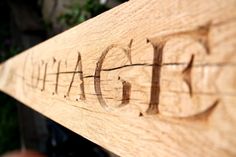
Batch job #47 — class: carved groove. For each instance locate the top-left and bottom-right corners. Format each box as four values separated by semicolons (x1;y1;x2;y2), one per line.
19;21;231;121
146;39;164;114
182;54;194;97
54;61;61;94
66;52;85;100
36;64;40;88
94;40;133;109
41;62;48;91
118;77;131;107
176;99;220;121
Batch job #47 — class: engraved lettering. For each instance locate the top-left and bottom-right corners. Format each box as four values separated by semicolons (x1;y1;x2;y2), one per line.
146;22;216;117
118;76;131;106
94;39;133;109
182;54;194;97
54;61;61;95
146;39;164;114
41;62;48;91
66;52;85;100
18;20;234;121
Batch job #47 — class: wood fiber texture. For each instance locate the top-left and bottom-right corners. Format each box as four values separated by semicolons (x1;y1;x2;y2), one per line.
0;0;236;156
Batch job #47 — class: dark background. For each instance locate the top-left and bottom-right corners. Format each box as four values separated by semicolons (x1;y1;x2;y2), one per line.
0;0;126;156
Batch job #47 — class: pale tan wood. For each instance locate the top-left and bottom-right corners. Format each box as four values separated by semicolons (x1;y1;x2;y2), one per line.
1;0;236;156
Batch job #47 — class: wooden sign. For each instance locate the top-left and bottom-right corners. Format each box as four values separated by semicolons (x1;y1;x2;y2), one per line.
0;0;236;156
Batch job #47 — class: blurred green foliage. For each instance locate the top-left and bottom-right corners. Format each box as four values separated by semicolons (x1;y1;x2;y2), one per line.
58;0;109;27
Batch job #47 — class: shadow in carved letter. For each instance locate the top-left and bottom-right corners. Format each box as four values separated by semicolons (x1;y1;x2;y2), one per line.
66;52;85;100
146;39;164;114
146;22;219;118
94;40;133;110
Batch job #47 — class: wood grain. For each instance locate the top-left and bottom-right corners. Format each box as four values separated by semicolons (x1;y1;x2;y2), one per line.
1;0;236;156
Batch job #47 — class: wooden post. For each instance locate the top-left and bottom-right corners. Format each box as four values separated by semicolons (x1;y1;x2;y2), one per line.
0;0;236;156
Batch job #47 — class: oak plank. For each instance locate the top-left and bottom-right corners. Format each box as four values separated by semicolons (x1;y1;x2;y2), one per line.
0;0;236;156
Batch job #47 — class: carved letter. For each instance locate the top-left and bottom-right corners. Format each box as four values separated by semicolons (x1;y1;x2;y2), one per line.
94;40;133;110
146;22;218;118
66;52;85;100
